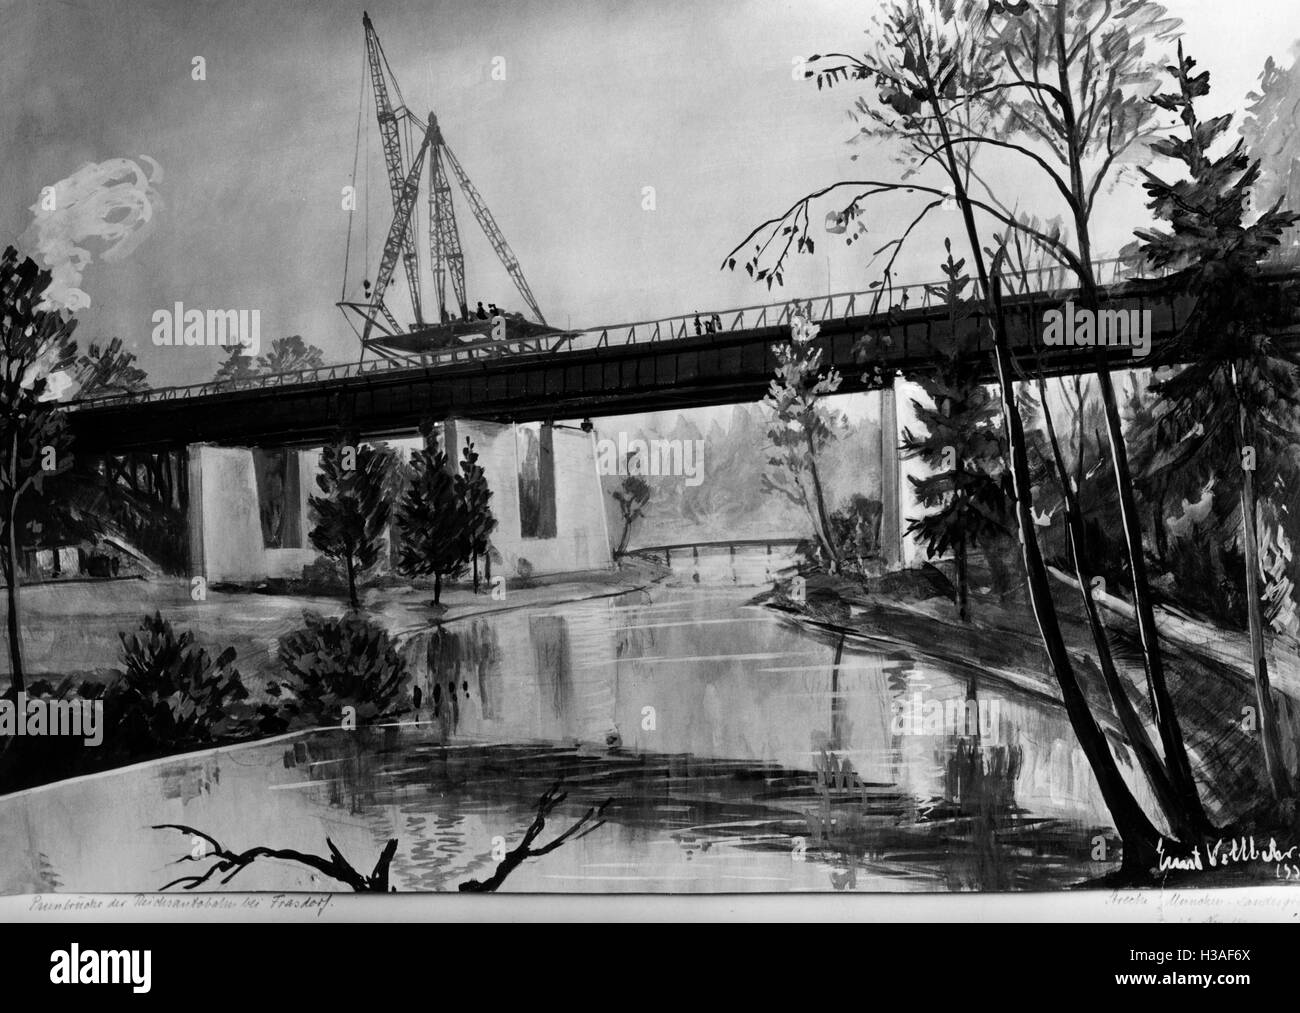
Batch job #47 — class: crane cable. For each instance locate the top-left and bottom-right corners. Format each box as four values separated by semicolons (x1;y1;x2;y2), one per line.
341;46;366;301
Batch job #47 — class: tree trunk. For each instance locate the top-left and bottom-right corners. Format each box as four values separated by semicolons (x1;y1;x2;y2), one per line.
1236;388;1289;799
616;512;633;556
919;40;1162;856
433;571;442;605
472;552;480;593
1051;4;1206;836
804;430;840;572
956;528;969;623
485;545;492;584
1152;495;1168;569
921;59;1163;873
1040;379;1196;841
345;552;358;611
4;520;24;693
955;460;969;623
990;275;1162;873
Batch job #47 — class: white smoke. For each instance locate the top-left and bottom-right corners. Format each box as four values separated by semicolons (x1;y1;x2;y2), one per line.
21;156;163;312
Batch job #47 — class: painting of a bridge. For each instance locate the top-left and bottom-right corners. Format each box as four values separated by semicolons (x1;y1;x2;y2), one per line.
4;0;1300;908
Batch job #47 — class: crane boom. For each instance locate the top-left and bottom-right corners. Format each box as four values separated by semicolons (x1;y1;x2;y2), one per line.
362;11;423;327
362;118;435;343
442;144;547;326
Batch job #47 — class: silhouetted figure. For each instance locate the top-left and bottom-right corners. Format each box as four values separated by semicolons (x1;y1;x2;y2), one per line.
711;313;722;331
476;301;487;320
693;312;702;336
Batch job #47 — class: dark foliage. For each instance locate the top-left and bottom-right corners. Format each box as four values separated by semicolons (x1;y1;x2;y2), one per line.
273;610;409;726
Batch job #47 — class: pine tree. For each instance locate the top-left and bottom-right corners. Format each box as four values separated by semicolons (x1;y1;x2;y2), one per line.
454;437;495;592
900;241;1009;621
1135;44;1300;801
395;438;469;605
308;441;394;609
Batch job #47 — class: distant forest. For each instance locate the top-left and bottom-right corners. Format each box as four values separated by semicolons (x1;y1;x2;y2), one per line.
598;401;881;548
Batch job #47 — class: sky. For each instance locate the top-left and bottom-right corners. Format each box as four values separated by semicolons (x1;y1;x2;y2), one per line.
3;0;1300;392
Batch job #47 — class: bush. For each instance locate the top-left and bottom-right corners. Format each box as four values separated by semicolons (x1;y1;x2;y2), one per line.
110;612;265;752
273;611;408;726
830;495;883;563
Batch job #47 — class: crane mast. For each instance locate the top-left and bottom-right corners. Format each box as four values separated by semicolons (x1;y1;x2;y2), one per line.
362;11;422;328
344;12;549;358
428;118;468;324
363;118;435;343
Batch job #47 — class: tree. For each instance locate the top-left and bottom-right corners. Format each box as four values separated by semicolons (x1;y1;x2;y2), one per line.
1241;44;1300;251
259;335;325;375
0;246;78;691
762;311;845;571
212;335;325;384
728;0;1172;874
308;441;395;609
454;437;495;591
899;240;1009;621
1135;45;1300;800
395;438;468;605
974;0;1208;833
73;338;148;397
212;346;259;384
611;452;651;556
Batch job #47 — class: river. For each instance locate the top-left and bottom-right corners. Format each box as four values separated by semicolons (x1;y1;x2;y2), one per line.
0;548;1120;893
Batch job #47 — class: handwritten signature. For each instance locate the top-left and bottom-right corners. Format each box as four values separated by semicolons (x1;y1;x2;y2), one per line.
1156;836;1300;878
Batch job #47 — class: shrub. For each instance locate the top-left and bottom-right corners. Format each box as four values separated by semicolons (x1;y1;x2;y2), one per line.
110;612;263;751
273;611;408;726
830;494;883;562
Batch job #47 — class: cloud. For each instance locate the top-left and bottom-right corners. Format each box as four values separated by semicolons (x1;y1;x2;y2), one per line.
21;155;163;312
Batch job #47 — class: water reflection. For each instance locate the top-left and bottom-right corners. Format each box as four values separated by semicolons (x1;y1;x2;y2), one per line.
0;549;1128;893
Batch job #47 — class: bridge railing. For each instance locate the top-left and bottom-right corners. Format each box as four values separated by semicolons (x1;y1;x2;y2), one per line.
66;249;1268;412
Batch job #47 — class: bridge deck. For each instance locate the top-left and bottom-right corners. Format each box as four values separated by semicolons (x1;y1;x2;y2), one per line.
66;259;1300;453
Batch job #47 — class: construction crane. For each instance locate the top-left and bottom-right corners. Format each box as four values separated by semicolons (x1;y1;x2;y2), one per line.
340;12;551;361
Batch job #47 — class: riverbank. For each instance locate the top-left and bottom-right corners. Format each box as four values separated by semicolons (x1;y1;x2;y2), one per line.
752;565;1300;855
0;561;663;796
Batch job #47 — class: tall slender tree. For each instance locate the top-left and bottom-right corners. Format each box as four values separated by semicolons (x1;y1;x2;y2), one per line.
0;247;78;691
974;0;1208;831
1135;45;1300;800
761;312;845;571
